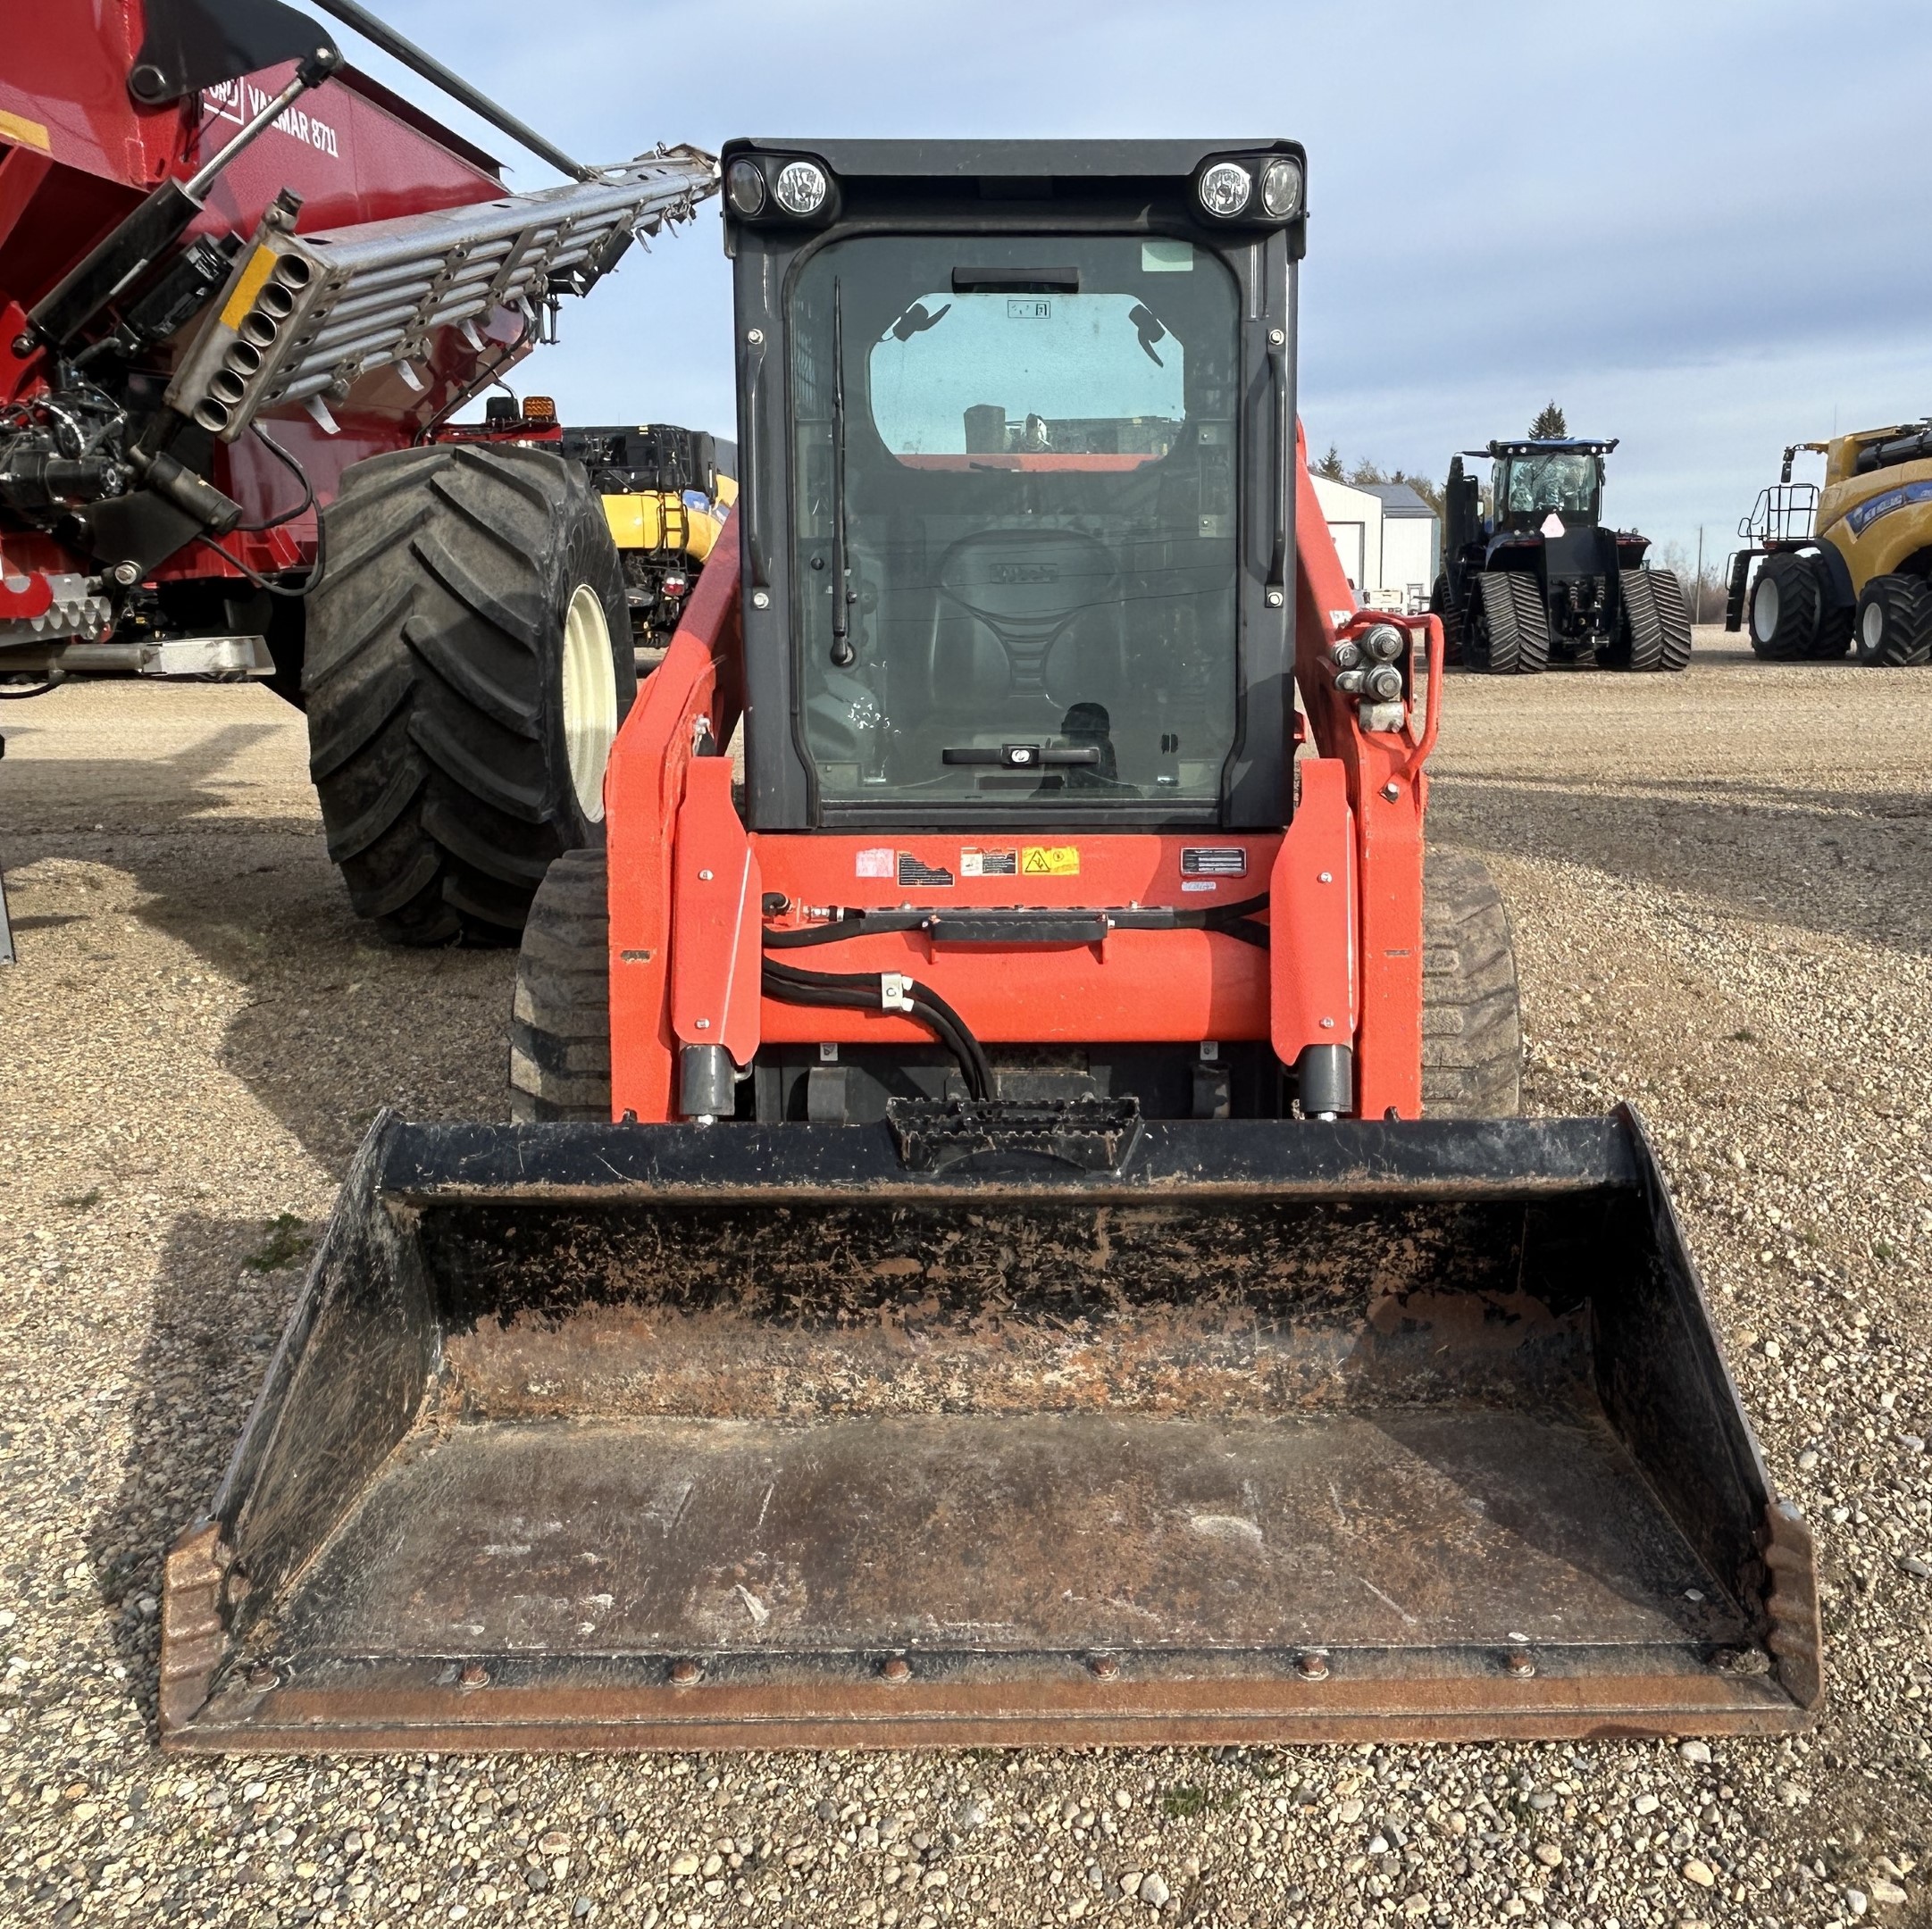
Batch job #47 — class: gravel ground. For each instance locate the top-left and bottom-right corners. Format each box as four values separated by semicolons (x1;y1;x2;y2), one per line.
2;635;1928;1929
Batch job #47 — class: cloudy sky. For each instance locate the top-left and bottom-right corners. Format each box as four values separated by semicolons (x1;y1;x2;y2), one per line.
339;0;1932;569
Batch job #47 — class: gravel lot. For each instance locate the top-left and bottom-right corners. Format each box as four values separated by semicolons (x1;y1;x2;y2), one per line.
2;635;1928;1929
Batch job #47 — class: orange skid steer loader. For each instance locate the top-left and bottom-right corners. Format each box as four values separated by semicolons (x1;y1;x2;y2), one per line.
163;140;1820;1752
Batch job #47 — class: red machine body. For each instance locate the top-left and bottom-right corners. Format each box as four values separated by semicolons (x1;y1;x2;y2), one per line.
0;2;560;629
605;427;1443;1125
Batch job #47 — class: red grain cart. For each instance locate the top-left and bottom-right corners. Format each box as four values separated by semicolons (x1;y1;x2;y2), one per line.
1;0;714;939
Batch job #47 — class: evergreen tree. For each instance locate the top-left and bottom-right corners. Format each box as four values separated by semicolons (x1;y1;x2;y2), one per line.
1529;401;1568;439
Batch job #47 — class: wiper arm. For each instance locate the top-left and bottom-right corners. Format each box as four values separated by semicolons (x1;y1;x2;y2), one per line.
829;279;855;668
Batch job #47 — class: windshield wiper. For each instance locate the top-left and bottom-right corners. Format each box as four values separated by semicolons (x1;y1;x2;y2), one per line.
829;278;855;667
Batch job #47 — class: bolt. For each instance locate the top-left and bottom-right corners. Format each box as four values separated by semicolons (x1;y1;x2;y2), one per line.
1267;328;1285;346
1266;589;1284;607
751;589;770;609
1089;1655;1120;1682
1319;1016;1335;1030
458;1662;489;1690
110;560;141;587
1381;781;1401;801
881;1656;912;1683
695;1017;710;1030
1296;1650;1329;1681
669;1658;703;1686
698;867;714;881
1317;871;1333;883
11;333;34;358
1504;1648;1535;1678
746;328;764;345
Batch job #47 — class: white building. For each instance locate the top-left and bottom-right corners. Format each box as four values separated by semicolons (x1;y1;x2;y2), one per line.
1309;476;1441;610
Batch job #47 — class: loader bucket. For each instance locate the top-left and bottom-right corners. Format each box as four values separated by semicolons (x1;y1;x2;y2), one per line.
162;1108;1820;1751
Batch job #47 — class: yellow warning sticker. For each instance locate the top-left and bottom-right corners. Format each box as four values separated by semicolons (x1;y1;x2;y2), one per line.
1021;845;1079;877
219;246;281;331
0;110;52;154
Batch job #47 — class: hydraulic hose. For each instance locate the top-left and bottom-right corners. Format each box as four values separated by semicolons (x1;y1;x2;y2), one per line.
760;957;992;1099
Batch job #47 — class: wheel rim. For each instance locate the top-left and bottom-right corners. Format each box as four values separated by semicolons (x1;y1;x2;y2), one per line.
1752;576;1778;642
560;582;618;822
1861;601;1885;655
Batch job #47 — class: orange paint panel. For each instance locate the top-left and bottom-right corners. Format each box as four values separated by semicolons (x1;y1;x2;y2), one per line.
669;759;763;1067
1267;760;1355;1067
755;832;1275;1045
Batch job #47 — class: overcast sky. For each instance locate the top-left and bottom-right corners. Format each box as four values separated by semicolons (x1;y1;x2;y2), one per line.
340;0;1932;569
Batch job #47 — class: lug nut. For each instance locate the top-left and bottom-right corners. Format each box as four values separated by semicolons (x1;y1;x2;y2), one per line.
669;1658;703;1686
880;1656;912;1683
1296;1650;1330;1681
1504;1648;1535;1678
246;1664;279;1691
458;1662;489;1690
1089;1655;1120;1682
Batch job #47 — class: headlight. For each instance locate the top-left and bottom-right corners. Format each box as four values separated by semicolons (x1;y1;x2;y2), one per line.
1365;664;1405;702
1361;622;1405;662
1198;162;1252;218
1260;157;1303;219
725;157;767;217
774;160;829;216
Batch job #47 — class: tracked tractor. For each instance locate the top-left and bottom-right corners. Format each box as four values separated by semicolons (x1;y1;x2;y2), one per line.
163;140;1819;1754
0;0;714;944
1432;438;1690;672
1727;429;1932;666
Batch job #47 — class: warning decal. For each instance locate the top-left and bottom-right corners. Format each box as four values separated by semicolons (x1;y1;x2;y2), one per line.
897;852;955;889
961;848;1018;878
856;847;894;878
1021;846;1080;877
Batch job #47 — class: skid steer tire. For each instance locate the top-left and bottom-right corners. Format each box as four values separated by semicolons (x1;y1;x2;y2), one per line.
1421;848;1521;1117
508;847;612;1123
1602;568;1666;671
304;445;634;947
1853;572;1932;667
1747;550;1828;661
1465;570;1549;674
1429;573;1463;666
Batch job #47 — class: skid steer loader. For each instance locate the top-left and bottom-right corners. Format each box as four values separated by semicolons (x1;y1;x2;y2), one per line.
163;139;1820;1753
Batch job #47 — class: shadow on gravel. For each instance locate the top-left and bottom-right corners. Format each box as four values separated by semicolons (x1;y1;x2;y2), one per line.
6;725;513;1177
1432;773;1932;956
87;1212;307;1734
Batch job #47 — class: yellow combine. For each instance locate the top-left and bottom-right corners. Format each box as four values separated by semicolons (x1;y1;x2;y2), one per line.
563;424;735;656
1728;424;1932;664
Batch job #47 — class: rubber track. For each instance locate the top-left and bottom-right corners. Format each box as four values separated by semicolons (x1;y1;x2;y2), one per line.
1430;573;1463;667
1468;570;1549;673
1651;567;1693;671
1420;848;1522;1118
1607;569;1666;672
508;848;612;1122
